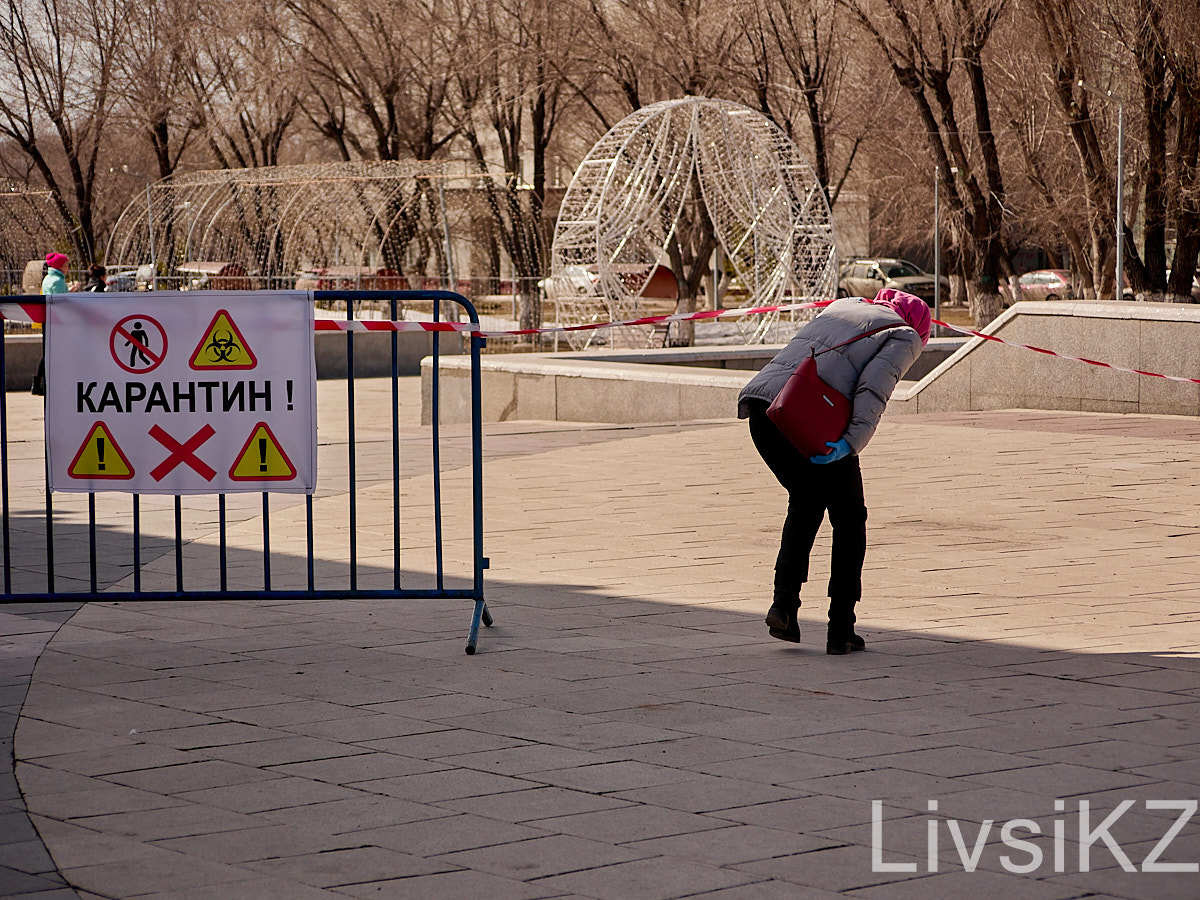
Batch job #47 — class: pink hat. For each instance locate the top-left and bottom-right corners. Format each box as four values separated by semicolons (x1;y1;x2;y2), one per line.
45;252;68;272
873;288;931;345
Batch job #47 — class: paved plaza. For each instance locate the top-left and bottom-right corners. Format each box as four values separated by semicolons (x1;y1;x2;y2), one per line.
1;378;1200;898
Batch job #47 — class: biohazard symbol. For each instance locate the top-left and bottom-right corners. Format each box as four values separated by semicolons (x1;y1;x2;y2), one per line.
68;422;134;480
189;309;257;370
229;422;297;481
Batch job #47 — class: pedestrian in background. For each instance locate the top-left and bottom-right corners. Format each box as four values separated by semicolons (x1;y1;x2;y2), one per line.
81;264;107;292
41;252;68;295
737;290;931;654
32;252;70;395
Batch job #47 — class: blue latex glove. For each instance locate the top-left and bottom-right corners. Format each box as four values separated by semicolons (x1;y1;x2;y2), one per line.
810;438;852;465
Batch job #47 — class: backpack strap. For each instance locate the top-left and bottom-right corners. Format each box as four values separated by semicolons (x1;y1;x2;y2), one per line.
813;322;912;357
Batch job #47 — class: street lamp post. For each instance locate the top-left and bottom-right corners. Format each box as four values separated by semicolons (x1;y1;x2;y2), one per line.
1115;104;1125;300
146;182;158;292
933;169;940;336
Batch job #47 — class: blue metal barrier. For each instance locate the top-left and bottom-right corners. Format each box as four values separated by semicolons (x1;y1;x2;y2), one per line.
0;290;492;654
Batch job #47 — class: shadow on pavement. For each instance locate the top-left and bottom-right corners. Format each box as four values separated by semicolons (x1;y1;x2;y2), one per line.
5;536;1200;899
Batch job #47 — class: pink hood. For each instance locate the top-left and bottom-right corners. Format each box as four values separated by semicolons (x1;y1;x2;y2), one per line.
873;288;931;345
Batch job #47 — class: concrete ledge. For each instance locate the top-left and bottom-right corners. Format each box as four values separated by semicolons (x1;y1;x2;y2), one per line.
3;335;44;391
892;301;1200;416
421;339;961;425
557;339;961;381
314;330;462;379
422;354;751;424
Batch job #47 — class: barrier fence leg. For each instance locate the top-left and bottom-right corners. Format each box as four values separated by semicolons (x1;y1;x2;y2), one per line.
465;328;490;654
465;599;487;655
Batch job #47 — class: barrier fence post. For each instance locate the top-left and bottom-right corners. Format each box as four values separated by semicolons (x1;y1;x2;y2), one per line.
466;322;490;654
431;292;445;592
0;321;10;593
346;293;358;590
390;295;401;589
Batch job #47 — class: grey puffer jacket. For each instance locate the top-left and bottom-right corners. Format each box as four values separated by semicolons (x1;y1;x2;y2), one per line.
737;298;923;454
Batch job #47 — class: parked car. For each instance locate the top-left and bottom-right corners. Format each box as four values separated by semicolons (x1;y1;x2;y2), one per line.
837;257;947;305
135;263;155;290
104;269;138;292
176;261;250;291
540;265;601;299
1005;269;1074;304
294;266;405;291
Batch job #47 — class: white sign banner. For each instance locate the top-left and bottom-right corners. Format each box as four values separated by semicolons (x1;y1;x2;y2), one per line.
46;291;316;494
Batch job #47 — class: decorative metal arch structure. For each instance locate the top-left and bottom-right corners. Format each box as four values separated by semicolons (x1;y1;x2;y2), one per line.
107;161;451;289
549;97;837;347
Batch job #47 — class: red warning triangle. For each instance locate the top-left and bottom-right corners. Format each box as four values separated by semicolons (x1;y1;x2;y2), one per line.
229;422;297;481
68;422;134;479
189;309;258;370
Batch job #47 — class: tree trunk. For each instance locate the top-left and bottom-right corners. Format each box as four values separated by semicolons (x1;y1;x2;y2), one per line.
968;288;1005;325
949;274;969;307
1167;63;1200;303
673;293;696;346
518;288;541;332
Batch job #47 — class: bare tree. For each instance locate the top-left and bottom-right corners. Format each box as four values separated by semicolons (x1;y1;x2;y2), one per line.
570;0;741;341
1114;0;1200;301
282;0;457;162
0;0;127;262
981;7;1095;294
277;0;463;279
1021;1;1121;295
843;0;1016;325
1031;0;1199;301
735;0;868;208
448;0;577;329
1160;0;1200;301
113;0;198;180
186;3;300;169
0;0;1189;307
572;0;741;125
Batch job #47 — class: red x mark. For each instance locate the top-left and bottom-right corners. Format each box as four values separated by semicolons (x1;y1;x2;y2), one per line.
149;424;217;481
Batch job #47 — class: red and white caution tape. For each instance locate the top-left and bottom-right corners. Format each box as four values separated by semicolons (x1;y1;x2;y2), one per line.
313;318;475;334
313;299;833;337
2;299;832;334
929;318;1200;386
0;302;43;324
5;298;1197;386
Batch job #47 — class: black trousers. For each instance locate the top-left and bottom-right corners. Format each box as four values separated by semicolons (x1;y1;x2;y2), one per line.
748;408;867;628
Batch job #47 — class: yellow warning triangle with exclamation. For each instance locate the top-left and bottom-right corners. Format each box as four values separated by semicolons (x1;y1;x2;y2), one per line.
189;308;258;370
68;422;134;479
229;422;297;481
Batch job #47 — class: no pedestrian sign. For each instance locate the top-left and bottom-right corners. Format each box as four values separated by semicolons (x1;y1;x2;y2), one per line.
46;292;316;494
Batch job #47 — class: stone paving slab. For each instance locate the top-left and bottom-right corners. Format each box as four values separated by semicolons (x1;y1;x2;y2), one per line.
3;383;1200;897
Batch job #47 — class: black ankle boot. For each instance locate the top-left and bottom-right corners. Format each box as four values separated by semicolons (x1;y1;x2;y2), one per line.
765;597;800;643
826;624;865;655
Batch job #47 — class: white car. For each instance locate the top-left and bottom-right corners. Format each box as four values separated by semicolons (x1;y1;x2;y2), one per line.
539;265;601;299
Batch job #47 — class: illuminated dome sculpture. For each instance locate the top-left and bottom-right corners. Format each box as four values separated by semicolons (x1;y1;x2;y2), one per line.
548;97;837;348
